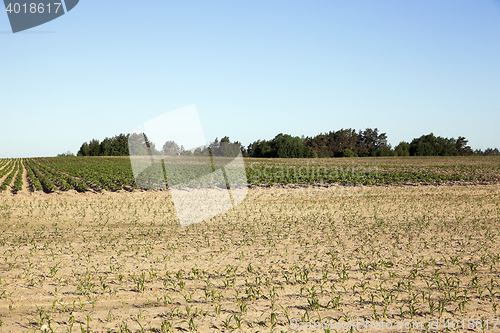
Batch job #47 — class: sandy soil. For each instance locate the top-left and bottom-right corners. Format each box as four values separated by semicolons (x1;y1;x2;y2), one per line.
20;159;30;193
0;185;499;332
0;161;9;173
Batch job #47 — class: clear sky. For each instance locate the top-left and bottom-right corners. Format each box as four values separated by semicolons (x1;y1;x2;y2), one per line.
1;0;499;158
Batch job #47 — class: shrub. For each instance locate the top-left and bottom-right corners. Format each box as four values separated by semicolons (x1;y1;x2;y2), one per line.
342;149;358;157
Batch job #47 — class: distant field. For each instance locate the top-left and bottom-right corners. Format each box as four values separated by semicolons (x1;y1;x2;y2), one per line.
245;156;500;186
0;156;499;195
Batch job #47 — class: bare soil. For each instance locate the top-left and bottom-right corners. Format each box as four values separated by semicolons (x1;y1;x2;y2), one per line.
0;185;499;332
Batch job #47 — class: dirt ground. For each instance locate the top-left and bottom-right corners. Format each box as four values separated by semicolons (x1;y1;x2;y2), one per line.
0;184;499;332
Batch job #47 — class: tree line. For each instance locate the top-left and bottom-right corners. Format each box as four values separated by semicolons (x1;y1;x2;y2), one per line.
72;130;499;158
76;134;244;158
247;129;499;158
76;134;130;157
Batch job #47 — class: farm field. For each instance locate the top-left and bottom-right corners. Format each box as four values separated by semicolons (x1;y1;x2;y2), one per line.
0;157;499;332
0;156;499;195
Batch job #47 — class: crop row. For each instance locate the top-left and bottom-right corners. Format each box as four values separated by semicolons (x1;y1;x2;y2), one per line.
37;157;137;191
0;159;15;180
32;161;88;192
130;159;480;188
1;156;494;194
36;161;75;190
25;159;58;192
24;160;43;191
13;160;23;191
0;160;20;191
0;159;10;170
247;165;472;186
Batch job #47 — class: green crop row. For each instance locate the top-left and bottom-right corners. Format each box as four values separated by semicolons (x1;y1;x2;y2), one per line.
13;160;23;191
0;159;9;170
247;165;474;186
36;161;75;190
32;160;89;192
25;160;43;191
26;160;58;192
3;156;493;194
0;160;20;191
37;157;138;191
0;159;15;179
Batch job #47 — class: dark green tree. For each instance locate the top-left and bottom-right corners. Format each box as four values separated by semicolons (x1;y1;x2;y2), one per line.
88;139;101;156
249;134;313;158
77;142;90;156
110;134;129;156
484;148;500;156
99;137;113;156
456;136;473;156
394;142;410;156
342;149;358;157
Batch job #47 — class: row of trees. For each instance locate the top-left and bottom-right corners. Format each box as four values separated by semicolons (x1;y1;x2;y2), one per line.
303;128;391;157
78;134;244;158
393;134;473;157
247;129;499;158
247;134;315;158
77;134;130;157
73;130;499;158
247;128;397;158
394;135;500;156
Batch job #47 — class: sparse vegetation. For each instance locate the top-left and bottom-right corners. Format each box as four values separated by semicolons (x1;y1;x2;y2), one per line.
0;157;498;331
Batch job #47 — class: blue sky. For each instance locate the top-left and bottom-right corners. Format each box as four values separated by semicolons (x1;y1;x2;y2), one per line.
1;0;499;158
